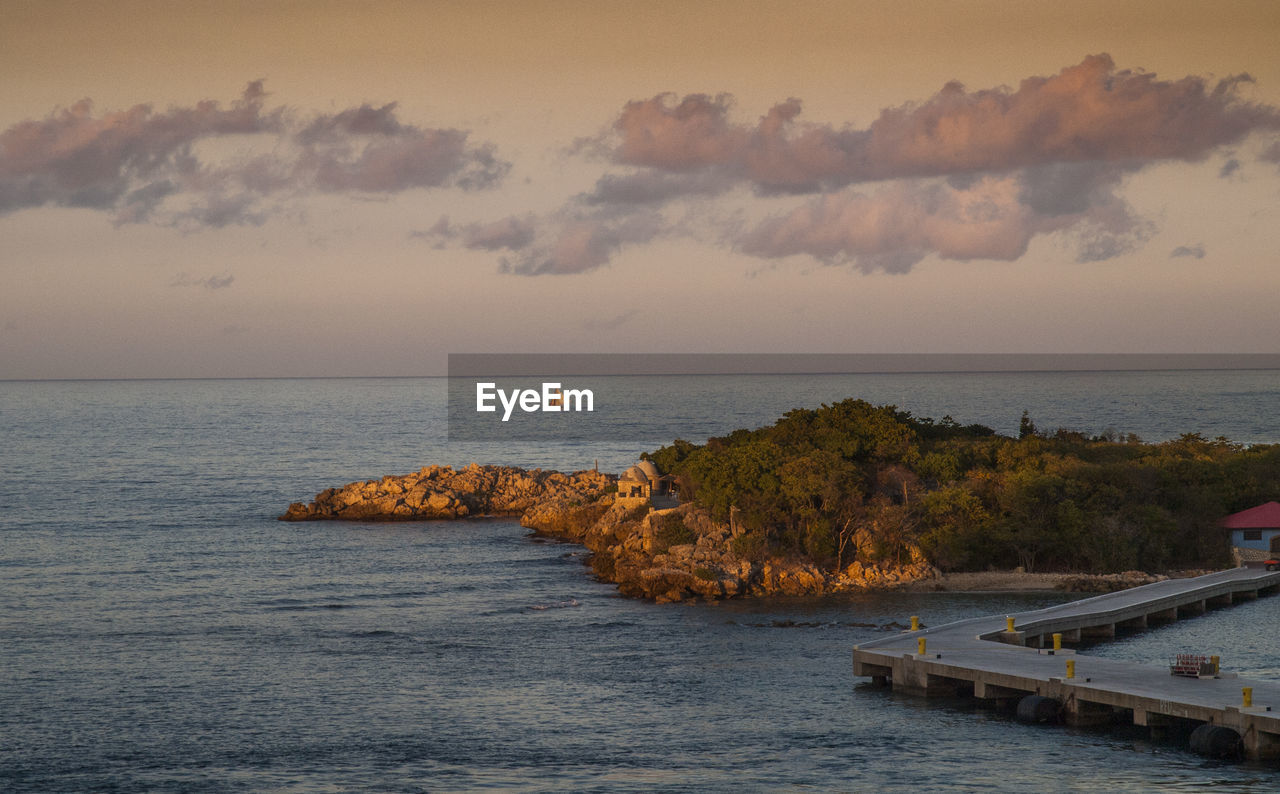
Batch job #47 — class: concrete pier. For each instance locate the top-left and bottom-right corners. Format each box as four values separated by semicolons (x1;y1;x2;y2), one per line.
853;567;1280;761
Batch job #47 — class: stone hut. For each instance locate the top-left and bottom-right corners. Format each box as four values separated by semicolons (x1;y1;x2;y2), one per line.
618;464;653;500
615;459;675;506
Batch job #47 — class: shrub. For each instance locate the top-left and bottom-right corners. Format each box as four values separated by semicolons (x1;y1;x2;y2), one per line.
653;512;695;552
732;531;767;562
622;504;650;523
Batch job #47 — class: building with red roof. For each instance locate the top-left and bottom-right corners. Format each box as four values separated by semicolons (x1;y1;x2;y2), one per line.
1221;501;1280;565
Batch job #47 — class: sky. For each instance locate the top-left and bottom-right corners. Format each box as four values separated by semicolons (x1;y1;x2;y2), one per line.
2;0;1279;378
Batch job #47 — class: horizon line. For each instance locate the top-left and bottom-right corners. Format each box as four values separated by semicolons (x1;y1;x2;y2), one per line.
6;353;1280;382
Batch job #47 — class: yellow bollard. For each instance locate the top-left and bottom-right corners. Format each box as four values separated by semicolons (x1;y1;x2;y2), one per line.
1066;659;1075;679
911;615;919;631
1244;687;1253;708
917;637;927;655
1211;655;1220;675
1053;633;1062;651
1006;616;1016;632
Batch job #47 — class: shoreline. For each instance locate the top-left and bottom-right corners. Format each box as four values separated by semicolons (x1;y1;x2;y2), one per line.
902;571;1083;592
279;463;938;600
902;569;1215;593
280;465;1206;601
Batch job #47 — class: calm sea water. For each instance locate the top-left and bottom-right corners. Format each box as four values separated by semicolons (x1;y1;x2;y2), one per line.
2;372;1279;791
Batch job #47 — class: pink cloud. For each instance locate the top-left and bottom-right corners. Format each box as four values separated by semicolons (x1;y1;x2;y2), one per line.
739;170;1150;272
0;83;508;225
613;93;747;170
607;55;1280;192
500;211;664;276
487;54;1273;276
462;215;537;250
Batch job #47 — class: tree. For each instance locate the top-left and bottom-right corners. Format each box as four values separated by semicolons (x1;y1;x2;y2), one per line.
646;397;1276;575
1019;410;1038;440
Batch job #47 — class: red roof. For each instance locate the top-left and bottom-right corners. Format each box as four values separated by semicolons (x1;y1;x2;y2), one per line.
1220;501;1280;529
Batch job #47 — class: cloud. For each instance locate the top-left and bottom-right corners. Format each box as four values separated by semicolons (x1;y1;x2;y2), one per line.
1170;244;1207;259
173;193;268;229
415;54;1280;278
0;84;273;218
409;215;455;248
737;167;1156;271
304;120;506;193
612;93;748;171
111;180;178;225
0;83;509;226
738;176;1039;272
605;55;1279;194
500;209;666;276
171;273;234;290
1016;161;1123;216
582;170;732;205
461;215;537;250
520;54;1275;275
414;214;536;251
1073;225;1150;263
418;205;676;276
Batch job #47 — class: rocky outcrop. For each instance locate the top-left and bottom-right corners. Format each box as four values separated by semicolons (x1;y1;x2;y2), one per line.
280;463;939;602
278;464;614;521
523;499;938;603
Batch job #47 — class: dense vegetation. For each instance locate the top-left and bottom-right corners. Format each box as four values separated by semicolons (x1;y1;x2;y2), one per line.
645;400;1280;574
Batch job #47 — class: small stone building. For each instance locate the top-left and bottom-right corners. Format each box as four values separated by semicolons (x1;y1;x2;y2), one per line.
618;465;652;500
1221;501;1280;565
615;459;674;505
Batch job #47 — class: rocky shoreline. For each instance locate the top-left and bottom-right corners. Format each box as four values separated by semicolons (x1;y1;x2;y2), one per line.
899;570;1179;593
522;496;939;602
280;464;1178;602
279;464;937;601
278;464;614;522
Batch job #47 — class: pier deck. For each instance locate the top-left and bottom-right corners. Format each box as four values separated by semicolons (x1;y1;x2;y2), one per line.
853;567;1280;760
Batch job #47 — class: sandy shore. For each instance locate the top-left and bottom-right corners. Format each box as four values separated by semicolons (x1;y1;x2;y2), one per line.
902;569;1217;593
901;571;1076;592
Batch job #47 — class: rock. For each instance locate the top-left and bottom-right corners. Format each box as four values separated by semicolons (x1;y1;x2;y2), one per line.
281;502;311;521
281;463;944;604
1056;570;1162;593
278;465;614;522
521;497;611;539
667;543;695;560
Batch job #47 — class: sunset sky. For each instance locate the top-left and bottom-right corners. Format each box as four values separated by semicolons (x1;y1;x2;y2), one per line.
2;0;1279;378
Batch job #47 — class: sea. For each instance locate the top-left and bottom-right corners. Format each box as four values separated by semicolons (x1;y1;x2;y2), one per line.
2;370;1279;792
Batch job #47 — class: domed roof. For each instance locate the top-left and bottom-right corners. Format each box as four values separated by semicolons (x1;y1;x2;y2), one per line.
620;465;649;482
635;460;661;479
